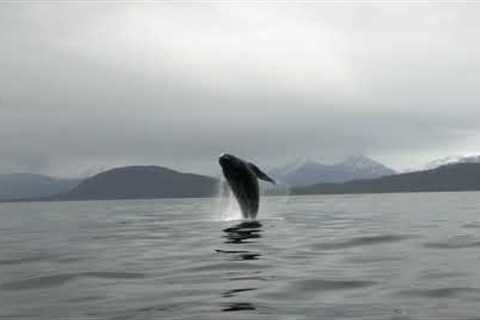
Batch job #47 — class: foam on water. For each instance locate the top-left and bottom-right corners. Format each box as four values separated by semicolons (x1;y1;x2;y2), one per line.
213;178;243;221
221;197;243;221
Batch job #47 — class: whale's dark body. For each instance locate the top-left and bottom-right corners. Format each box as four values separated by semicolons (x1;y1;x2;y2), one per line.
219;154;275;219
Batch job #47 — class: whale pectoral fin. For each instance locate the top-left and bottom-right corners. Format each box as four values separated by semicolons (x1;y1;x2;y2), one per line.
249;163;276;184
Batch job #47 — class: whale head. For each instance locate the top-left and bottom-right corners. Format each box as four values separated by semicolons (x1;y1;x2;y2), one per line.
219;153;276;184
218;153;244;173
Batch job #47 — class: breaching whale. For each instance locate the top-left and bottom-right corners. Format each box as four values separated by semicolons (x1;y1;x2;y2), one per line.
218;153;276;219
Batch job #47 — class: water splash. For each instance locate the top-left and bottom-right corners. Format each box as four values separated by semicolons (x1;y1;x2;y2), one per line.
214;177;291;221
215;177;243;221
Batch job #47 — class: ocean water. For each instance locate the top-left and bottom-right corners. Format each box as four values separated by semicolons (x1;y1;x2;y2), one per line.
1;192;480;319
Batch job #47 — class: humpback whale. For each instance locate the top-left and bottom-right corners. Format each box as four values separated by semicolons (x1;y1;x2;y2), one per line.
218;153;276;219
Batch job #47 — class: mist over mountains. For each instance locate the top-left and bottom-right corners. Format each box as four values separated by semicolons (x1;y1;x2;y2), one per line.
270;155;396;186
0;174;80;201
424;154;480;170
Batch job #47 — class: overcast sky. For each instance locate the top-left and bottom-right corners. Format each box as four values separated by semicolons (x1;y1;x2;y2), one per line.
1;1;479;177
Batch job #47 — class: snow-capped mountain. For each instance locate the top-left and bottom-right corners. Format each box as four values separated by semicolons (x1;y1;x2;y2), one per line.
270;155;396;187
425;154;480;170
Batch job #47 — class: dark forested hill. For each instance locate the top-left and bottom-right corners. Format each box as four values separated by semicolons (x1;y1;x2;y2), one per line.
56;166;218;201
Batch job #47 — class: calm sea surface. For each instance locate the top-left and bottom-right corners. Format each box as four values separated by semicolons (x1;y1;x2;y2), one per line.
2;192;480;319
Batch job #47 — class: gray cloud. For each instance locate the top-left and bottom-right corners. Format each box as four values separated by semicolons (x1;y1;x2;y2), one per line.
1;2;480;177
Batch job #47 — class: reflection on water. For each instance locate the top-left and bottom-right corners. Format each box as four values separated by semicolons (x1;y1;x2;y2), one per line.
222;221;263;244
216;221;263;313
222;287;257;298
215;249;261;260
222;302;256;312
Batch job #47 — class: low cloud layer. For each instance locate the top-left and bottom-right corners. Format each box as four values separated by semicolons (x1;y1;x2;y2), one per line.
1;2;479;177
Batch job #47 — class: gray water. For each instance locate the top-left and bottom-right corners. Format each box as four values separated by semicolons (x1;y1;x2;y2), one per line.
1;192;480;319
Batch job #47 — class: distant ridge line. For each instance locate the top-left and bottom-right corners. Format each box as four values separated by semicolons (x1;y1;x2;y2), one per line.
2;162;480;203
293;163;480;195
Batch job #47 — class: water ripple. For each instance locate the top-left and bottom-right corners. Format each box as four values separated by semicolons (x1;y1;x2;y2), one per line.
423;236;480;249
293;279;378;291
0;255;54;266
3;194;480;319
314;234;415;250
1;272;146;290
215;249;262;260
396;287;480;299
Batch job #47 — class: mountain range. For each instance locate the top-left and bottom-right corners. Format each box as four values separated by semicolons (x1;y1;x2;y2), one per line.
293;162;480;195
3;154;480;202
424;154;480;170
270;155;396;186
